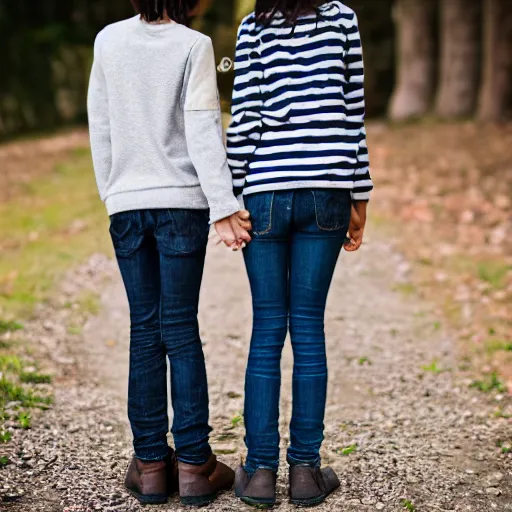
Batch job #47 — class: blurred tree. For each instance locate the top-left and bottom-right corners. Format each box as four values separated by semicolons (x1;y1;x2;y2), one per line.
477;0;512;121
435;0;481;119
388;0;436;121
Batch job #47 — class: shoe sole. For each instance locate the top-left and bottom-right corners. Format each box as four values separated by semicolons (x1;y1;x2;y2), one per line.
180;492;218;507
240;496;276;508
290;484;341;508
125;487;168;505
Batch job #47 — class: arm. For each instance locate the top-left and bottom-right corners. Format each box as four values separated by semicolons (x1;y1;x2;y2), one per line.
87;34;111;201
183;36;241;224
226;20;264;200
345;12;373;202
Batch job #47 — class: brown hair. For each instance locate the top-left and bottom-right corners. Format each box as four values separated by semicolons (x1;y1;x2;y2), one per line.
131;0;199;24
255;0;327;26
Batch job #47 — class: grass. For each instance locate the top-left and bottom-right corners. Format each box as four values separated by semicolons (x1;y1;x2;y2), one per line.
18;411;31;429
477;261;510;290
393;283;416;296
402;499;416;511
421;360;445;374
231;414;243;428
0;455;9;466
337;444;358;456
76;291;101;315
0;148;111;317
0;320;23;335
358;356;372;366
484;339;512;355
0;141;112;447
470;372;507;393
0;430;12;443
20;371;52;384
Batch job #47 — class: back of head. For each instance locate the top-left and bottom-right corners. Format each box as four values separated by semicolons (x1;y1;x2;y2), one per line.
255;0;328;25
131;0;199;25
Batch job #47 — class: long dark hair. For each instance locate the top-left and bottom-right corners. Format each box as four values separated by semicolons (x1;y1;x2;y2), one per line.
255;0;326;26
131;0;199;24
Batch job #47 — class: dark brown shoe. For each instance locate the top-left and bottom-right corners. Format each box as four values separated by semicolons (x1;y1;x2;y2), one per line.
124;456;168;505
289;464;340;507
235;466;277;508
166;448;179;495
178;454;235;507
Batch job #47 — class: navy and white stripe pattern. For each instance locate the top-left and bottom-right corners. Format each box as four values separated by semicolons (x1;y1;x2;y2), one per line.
227;1;373;201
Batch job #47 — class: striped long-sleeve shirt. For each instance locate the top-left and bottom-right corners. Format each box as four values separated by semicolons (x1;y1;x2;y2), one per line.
226;1;373;201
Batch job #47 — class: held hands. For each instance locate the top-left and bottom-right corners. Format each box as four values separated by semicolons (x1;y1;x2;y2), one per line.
344;201;367;252
214;210;252;251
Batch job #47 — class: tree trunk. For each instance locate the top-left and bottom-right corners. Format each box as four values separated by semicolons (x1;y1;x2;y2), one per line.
477;0;512;121
388;0;436;121
435;0;481;118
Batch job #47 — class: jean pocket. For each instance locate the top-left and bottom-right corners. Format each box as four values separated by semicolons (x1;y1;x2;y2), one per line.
312;189;351;231
109;211;144;258
156;209;209;256
245;192;274;236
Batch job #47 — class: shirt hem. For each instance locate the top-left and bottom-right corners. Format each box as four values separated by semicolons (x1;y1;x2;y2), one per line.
105;186;209;216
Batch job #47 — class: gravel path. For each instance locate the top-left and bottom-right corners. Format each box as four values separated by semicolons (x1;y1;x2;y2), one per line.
1;230;511;512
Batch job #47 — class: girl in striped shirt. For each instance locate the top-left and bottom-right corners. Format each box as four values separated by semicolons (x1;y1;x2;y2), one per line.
228;1;373;507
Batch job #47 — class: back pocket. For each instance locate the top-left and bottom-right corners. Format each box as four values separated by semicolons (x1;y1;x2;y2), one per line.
312;189;351;231
245;192;274;235
109;211;144;258
156;209;209;256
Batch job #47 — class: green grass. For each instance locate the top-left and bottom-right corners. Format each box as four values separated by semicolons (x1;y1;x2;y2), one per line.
0;430;12;443
0;150;111;316
484;340;512;355
0;456;9;467
231;414;243;428
421;360;444;374
20;371;52;384
358;356;372;366
0;320;23;335
0;355;23;373
477;261;510;290
18;411;31;429
337;444;358;456
470;372;507;393
402;499;416;511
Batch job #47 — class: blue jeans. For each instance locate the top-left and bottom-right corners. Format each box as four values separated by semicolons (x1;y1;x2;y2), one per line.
110;209;212;465
242;189;351;473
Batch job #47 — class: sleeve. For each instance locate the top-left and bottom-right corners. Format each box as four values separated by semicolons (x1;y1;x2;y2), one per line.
87;34;112;202
345;12;373;202
226;20;264;200
183;36;241;223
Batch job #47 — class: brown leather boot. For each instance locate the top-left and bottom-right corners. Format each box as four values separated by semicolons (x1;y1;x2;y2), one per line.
166;448;179;495
288;464;340;507
124;456;168;505
235;466;277;508
178;454;235;506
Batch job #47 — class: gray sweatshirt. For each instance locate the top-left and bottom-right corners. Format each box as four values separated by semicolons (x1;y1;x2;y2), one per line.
87;16;240;223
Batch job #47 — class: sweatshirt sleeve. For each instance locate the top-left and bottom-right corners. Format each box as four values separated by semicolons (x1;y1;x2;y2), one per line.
226;20;264;199
183;36;241;223
87;33;112;202
345;12;373;202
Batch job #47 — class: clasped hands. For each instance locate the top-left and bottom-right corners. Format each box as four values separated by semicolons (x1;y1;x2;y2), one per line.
214;210;252;251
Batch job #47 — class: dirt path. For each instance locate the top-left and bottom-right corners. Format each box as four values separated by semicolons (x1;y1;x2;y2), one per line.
2;229;511;512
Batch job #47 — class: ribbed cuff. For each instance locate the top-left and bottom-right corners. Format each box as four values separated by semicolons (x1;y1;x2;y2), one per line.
351;190;371;201
209;196;241;224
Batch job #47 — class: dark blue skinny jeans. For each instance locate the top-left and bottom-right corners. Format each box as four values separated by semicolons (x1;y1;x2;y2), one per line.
242;189;351;474
109;208;212;465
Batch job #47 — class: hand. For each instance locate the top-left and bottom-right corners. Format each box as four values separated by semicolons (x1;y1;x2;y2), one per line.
344;201;367;252
214;210;252;249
